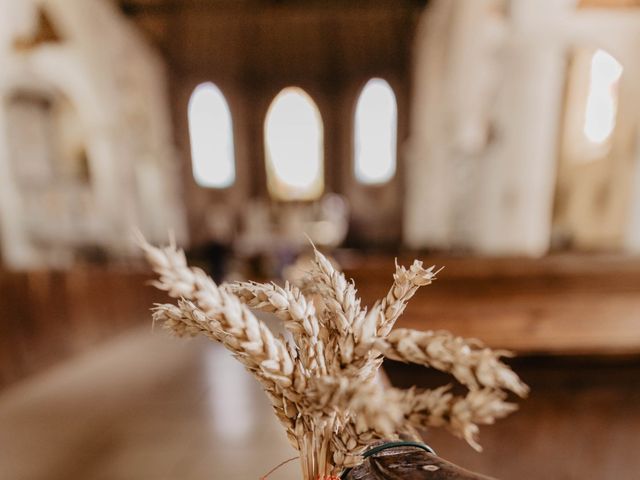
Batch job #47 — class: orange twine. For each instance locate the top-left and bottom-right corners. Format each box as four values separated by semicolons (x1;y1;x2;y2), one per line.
259;456;298;479
259;458;340;480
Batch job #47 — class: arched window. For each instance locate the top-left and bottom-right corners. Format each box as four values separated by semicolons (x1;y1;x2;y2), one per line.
354;78;397;185
188;83;235;188
264;87;324;201
583;49;623;145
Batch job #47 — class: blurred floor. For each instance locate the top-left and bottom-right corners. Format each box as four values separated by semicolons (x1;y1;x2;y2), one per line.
2;326;640;480
0;329;298;480
386;357;640;479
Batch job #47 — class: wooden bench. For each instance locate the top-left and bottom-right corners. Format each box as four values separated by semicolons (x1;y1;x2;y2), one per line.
342;253;640;355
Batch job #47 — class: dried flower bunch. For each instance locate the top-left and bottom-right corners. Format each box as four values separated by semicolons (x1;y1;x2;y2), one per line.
141;238;528;480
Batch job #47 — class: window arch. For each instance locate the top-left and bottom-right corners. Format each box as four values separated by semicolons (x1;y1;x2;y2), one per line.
188;82;235;188
354;78;397;185
583;49;623;145
264;87;324;201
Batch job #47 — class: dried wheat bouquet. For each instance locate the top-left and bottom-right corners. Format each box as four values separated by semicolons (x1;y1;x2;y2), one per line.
140;237;528;480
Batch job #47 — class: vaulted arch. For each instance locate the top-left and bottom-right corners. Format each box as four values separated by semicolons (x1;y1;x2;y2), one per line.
188;82;236;189
264;87;324;201
354;78;397;185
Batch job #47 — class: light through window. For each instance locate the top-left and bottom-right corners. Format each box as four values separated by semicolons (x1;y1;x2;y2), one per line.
583;50;623;145
188;82;235;188
354;78;397;185
264;87;324;201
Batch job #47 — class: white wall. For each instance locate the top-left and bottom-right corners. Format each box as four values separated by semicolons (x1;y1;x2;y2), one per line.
0;0;187;269
405;0;640;255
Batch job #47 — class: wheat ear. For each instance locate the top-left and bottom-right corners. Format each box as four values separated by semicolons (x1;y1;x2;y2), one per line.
224;281;327;374
309;247;364;335
314;379;519;454
374;260;438;337
139;240;305;441
403;387;519;451
375;328;529;397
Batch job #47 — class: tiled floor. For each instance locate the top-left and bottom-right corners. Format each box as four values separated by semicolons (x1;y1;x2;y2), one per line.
0;328;298;480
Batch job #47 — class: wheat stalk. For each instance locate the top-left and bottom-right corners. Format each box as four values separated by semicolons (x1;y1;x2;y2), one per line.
139;236;528;479
306;248;384;377
375;328;529;397
308;247;364;336
375;260;439;337
224;281;327;375
313;379;519;455
139;240;305;439
401;386;518;451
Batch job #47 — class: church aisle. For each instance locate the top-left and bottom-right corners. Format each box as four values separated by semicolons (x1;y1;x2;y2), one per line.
0;328;298;480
